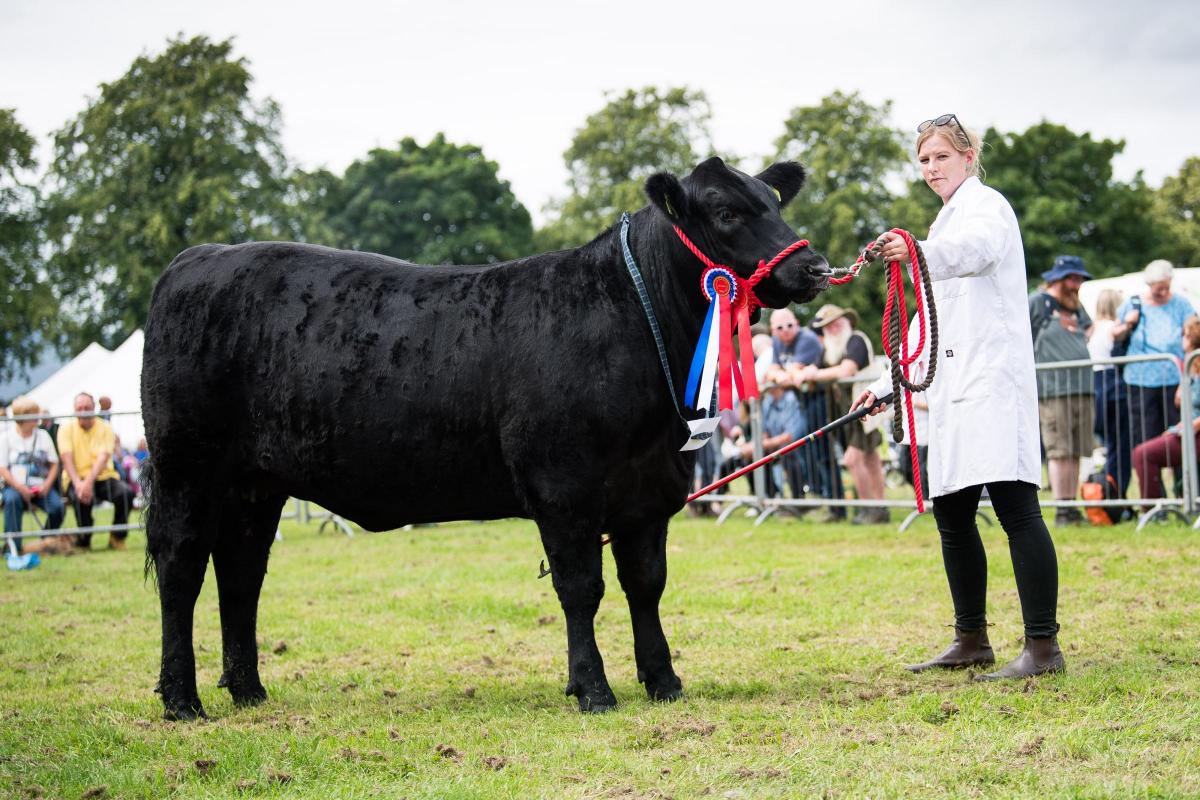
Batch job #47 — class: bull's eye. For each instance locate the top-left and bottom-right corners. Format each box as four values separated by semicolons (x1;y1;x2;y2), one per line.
718;208;738;224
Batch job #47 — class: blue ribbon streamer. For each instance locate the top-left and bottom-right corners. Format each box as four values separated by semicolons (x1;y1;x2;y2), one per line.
684;299;716;409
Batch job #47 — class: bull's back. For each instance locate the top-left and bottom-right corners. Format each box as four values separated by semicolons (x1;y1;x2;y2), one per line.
143;242;529;522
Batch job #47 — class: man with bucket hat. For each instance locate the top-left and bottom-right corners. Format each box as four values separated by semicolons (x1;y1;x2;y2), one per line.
1029;255;1094;526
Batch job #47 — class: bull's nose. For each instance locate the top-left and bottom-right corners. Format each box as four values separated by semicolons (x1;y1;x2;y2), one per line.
809;259;832;277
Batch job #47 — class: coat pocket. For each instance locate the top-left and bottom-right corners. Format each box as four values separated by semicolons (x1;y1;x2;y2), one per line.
943;334;991;404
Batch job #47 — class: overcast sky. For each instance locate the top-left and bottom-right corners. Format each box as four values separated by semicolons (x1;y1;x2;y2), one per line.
3;0;1197;225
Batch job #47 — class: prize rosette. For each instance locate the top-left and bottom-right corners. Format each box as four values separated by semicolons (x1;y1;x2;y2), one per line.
684;267;758;412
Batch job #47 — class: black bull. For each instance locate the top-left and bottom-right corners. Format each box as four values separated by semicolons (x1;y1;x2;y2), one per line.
142;157;830;719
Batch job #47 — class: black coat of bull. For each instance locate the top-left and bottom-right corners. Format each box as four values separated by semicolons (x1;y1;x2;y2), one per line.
142;157;830;719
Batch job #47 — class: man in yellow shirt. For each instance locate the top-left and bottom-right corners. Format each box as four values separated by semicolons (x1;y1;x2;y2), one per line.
57;392;134;550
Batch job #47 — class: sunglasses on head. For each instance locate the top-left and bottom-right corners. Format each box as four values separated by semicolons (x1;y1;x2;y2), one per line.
917;113;969;144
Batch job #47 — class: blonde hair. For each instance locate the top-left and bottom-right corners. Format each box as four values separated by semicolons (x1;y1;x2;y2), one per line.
9;396;39;417
1094;289;1123;321
916;120;985;180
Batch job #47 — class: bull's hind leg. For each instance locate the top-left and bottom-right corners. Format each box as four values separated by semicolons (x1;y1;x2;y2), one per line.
611;520;683;702
536;514;617;713
212;492;286;707
151;483;217;721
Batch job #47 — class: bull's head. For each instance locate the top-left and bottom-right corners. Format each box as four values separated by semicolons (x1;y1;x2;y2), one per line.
644;157;830;308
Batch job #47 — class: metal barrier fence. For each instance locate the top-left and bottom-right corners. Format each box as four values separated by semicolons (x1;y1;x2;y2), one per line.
1;409;357;551
686;352;1200;532
8;353;1200;551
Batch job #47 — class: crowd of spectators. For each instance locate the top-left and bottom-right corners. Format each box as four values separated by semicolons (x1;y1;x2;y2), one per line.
2;391;142;556
696;302;894;524
694;255;1200;525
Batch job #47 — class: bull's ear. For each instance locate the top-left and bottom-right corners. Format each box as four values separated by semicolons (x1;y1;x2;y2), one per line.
756;161;807;207
645;172;689;221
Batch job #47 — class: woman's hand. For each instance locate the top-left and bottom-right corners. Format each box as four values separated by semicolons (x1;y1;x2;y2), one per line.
851;390;888;416
876;232;911;265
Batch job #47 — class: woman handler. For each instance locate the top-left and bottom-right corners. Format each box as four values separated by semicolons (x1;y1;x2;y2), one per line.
852;114;1063;680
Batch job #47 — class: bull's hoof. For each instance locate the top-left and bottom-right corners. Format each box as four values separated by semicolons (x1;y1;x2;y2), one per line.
565;680;618;714
216;671;228;688
162;699;207;722
228;680;268;707
638;668;683;702
646;678;683;703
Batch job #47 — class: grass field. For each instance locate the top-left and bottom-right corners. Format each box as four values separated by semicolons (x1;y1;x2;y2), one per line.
2;510;1199;799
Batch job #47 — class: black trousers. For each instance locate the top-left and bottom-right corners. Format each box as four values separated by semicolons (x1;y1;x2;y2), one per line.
930;481;1060;638
67;478;133;547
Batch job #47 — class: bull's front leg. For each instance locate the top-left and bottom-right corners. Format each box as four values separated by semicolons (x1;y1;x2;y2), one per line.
536;516;616;713
611;520;683;702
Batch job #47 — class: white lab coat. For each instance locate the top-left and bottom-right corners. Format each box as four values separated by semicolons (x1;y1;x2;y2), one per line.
869;176;1040;498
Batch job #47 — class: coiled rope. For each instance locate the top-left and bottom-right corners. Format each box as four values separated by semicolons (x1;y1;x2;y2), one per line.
831;230;938;512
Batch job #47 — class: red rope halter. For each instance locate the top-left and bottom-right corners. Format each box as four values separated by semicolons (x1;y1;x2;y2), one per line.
671;225;809;314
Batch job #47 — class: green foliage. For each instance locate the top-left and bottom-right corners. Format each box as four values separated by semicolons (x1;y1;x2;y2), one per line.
0;109;55;383
314;133;533;264
41;35;294;349
982;122;1165;277
1154;156;1200;268
772;91;910;338
536;87;716;251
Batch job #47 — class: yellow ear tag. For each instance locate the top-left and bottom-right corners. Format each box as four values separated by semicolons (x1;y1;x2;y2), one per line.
664;197;676;217
771;187;782;202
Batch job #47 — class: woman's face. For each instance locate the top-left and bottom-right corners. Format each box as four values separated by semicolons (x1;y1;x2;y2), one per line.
1147;279;1172;305
919;133;974;204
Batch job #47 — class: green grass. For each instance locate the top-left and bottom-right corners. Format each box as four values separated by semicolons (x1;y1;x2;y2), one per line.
2;511;1199;799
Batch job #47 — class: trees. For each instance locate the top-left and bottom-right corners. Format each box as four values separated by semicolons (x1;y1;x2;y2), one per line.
981;122;1163;277
1154;157;1200;269
314;134;533;264
41;35;294;349
771;92;910;337
0;109;55;383
536;87;716;251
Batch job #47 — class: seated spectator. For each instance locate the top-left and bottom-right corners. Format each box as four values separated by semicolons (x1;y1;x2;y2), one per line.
764;308;823;388
763;308;836;513
797;304;888;524
2;396;66;554
729;384;807;499
57;392;134;550
1132;316;1200;502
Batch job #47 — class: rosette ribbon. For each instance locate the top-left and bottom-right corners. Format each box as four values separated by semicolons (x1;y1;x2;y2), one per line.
683;267;760;412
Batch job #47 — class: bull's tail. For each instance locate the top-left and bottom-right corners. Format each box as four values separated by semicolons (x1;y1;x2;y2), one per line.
142;456;158;586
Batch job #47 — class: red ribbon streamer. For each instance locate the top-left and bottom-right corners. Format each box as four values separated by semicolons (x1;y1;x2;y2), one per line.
717;289;733;410
736;304;758;401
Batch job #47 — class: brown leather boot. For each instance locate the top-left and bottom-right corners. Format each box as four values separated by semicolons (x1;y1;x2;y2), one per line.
906;627;995;672
974;636;1065;681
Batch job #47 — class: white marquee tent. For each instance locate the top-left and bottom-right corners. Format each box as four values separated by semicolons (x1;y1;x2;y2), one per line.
23;330;145;447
